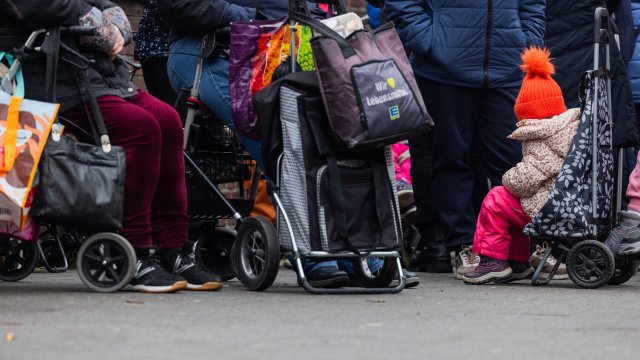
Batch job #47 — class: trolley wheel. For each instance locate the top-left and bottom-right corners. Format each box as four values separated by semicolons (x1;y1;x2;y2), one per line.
76;233;136;293
352;257;397;288
194;226;237;281
0;237;38;282
608;257;640;285
232;216;279;291
566;240;615;289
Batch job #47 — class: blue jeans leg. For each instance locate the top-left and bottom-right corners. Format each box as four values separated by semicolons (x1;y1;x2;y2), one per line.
167;36;264;170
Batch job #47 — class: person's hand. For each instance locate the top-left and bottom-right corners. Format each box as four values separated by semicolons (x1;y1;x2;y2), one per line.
103;6;132;44
79;7;124;60
106;24;124;61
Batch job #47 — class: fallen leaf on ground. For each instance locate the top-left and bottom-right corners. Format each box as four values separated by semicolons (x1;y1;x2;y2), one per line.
4;333;15;342
125;300;144;305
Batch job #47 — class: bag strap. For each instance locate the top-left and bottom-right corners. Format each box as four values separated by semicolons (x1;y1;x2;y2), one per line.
289;11;356;58
326;155;385;256
42;27;61;103
72;69;113;152
0;96;22;172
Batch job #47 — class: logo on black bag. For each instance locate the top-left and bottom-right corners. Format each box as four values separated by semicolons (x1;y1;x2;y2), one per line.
366;76;408;119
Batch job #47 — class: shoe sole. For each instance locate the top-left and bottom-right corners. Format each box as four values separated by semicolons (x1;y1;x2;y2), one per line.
462;268;513;285
618;246;640;259
305;275;350;288
186;282;223;291
131;280;188;293
494;268;534;283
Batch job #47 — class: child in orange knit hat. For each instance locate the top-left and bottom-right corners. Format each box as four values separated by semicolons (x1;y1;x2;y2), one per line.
462;47;581;284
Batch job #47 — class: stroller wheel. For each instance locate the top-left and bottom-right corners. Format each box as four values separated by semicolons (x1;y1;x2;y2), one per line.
194;226;237;281
77;233;136;293
608;257;640;285
0;237;38;282
352;257;397;288
566;240;615;289
232;216;279;291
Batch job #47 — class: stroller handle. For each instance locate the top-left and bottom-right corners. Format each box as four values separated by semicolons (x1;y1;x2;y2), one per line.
594;7;609;44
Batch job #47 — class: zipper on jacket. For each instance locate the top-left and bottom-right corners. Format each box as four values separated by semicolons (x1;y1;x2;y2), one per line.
482;0;493;87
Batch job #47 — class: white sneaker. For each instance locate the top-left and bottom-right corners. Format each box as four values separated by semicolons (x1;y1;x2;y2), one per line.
455;246;480;280
530;242;569;280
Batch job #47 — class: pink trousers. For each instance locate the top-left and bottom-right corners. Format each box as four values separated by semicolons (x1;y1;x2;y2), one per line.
473;186;531;262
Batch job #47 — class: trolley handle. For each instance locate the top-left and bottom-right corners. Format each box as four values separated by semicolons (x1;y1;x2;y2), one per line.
60;26;96;36
594;7;609;44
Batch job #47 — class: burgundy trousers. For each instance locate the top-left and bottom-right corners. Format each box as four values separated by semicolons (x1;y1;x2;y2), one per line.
62;91;186;250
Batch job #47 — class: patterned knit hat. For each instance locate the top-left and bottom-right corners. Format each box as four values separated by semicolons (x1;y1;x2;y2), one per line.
514;47;566;121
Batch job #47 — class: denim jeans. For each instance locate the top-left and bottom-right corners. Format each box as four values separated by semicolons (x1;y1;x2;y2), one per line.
167;35;264;170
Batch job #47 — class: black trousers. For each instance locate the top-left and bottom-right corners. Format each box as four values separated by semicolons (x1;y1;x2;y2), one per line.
141;56;178;107
410;77;522;251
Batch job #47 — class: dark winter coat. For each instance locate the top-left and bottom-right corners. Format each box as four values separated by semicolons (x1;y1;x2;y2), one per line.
0;0;137;111
545;0;638;147
158;0;288;45
627;0;640;103
383;0;546;89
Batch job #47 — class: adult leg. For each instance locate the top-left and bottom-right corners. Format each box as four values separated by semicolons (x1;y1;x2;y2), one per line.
125;91;187;251
167;37;264;170
141;56;178;107
419;78;480;250
62;96;163;249
477;87;521;187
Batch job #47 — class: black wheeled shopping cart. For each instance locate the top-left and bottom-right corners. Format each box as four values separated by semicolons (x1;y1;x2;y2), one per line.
524;8;639;288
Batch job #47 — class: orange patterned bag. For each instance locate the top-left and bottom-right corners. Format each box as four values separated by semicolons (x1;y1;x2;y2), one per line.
0;91;58;235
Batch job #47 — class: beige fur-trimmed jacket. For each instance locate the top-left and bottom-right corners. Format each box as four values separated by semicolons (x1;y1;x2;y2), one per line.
502;108;581;217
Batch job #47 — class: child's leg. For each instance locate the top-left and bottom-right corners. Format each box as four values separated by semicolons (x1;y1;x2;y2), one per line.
464;186;518;284
472;186;523;260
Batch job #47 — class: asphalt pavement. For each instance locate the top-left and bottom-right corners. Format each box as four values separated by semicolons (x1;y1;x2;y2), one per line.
1;267;640;360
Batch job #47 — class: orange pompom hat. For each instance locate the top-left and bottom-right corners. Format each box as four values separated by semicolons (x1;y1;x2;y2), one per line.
514;47;566;121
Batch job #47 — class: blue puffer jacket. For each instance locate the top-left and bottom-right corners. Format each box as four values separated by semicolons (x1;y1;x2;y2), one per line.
628;0;640;103
384;0;546;88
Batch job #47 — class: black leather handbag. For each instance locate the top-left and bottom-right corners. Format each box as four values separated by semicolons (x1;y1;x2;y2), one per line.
31;34;126;231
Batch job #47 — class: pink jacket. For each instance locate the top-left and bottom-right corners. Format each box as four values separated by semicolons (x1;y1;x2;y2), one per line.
502;108;580;217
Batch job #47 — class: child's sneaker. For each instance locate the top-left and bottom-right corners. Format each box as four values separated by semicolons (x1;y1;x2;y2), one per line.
529;243;569;280
462;256;512;284
160;241;223;291
605;210;640;258
130;255;188;293
454;246;480;279
494;260;533;283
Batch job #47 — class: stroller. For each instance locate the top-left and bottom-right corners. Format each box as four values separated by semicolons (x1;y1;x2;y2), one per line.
0;27;137;292
228;0;409;294
524;8;639;289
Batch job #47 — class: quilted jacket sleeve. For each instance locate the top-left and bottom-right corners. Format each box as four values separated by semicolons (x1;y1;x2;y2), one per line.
383;0;432;57
0;0;91;28
158;0;256;35
519;0;546;47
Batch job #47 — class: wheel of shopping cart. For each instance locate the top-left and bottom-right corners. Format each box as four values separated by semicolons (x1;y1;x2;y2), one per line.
76;233;136;293
352;257;397;288
607;257;640;285
194;223;237;281
232;216;280;291
0;236;39;282
566;240;615;289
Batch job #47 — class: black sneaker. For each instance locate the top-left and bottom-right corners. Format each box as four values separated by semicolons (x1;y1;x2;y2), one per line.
130;255;188;293
160;241;223;291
